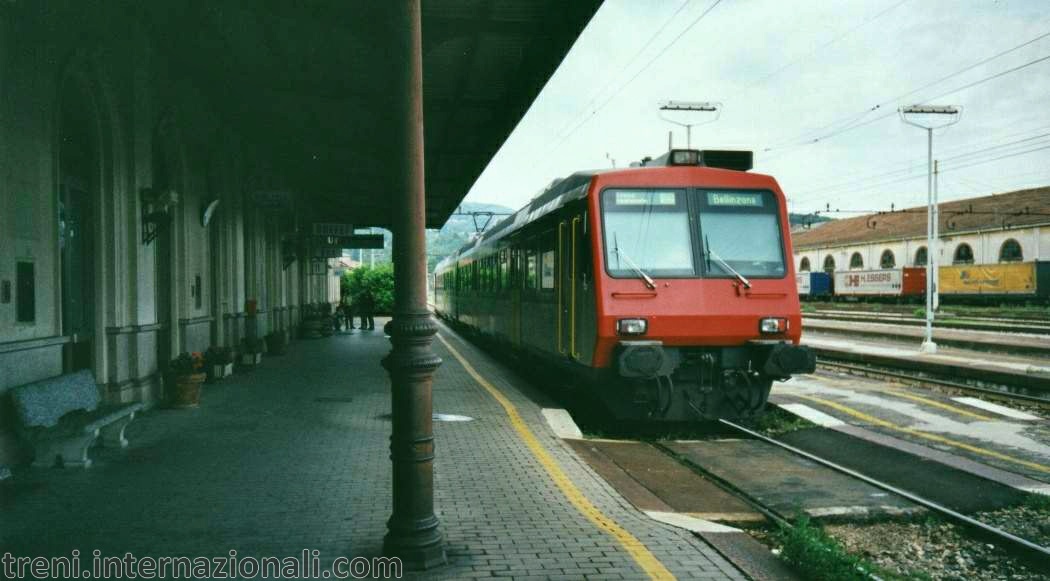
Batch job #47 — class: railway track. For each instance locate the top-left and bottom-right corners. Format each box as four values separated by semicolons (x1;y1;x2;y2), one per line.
814;357;1050;407
803;310;1050;336
702;418;1050;573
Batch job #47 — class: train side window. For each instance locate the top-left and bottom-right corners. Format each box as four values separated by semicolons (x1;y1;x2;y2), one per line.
999;239;1023;263
526;249;538;289
541;250;555;290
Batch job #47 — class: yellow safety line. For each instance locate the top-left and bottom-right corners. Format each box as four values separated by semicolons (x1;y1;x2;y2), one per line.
880;389;994;421
796;394;1050;474
436;333;675;581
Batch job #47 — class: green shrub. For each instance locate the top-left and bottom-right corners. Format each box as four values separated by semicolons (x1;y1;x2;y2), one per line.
776;516;887;581
342;264;395;314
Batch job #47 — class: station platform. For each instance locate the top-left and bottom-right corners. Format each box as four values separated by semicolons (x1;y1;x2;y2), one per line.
801;327;1050;392
773;370;1050;492
803;317;1050;357
0;318;743;580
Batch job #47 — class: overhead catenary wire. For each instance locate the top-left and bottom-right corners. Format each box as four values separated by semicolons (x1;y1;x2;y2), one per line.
547;0;695;144
792;142;1050;213
762;29;1050;154
789;129;1050;199
546;0;725;156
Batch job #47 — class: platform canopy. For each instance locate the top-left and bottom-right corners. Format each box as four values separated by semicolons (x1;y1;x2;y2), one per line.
140;0;600;228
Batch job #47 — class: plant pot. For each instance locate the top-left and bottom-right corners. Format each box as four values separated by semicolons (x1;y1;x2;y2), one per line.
240;352;262;366
209;362;234;381
265;332;287;355
170;372;206;408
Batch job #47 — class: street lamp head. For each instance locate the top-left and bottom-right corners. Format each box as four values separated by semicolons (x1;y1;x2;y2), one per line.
900;104;960;115
660;100;720;112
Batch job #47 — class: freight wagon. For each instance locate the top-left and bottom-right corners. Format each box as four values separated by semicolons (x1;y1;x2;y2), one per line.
939;262;1050;302
796;272;832;298
833;267;926;300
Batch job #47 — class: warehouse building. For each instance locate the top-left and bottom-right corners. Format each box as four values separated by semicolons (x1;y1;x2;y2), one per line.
792;187;1050;275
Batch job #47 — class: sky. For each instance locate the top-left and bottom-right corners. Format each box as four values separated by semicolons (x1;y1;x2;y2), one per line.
462;0;1050;217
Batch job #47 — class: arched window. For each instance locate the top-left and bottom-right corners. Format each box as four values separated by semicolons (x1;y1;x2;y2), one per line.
799;257;811;272
999;239;1023;263
880;249;896;269
953;243;974;265
823;255;835;273
914;246;927;267
849;252;864;270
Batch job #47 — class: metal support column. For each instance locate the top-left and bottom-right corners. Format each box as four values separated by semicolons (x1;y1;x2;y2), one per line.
381;0;447;570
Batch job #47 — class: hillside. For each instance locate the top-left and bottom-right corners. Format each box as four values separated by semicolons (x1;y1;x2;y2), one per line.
427;202;515;271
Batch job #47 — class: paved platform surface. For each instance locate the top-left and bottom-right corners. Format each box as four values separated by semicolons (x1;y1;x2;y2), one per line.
0;318;744;580
774;371;1050;487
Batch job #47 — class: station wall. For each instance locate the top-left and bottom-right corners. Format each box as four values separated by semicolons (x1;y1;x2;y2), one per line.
0;1;340;464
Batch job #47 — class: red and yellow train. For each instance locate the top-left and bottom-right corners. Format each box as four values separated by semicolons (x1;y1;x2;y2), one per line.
433;149;815;421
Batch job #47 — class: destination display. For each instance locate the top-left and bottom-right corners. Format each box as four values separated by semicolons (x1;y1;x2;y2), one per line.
707;191;763;207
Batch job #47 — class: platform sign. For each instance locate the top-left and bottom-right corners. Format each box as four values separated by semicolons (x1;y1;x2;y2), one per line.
834;269;902;296
796;273;811;295
310;234;383;249
311;223;355;237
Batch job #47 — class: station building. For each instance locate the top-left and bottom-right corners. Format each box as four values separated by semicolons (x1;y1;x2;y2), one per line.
791;186;1050;274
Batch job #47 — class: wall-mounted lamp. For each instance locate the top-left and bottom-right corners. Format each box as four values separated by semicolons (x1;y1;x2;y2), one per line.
141;187;179;245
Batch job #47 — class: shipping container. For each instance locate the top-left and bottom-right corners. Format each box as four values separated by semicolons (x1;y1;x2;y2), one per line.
833;267;925;297
939;261;1050;300
797;272;832;298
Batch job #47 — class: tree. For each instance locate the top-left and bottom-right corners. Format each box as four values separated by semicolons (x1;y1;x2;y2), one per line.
341;264;394;314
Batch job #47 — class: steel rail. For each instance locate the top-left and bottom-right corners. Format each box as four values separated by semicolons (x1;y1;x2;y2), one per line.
718;418;1050;572
816;358;1050;405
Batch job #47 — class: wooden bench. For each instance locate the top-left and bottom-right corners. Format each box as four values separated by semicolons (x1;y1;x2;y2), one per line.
11;370;144;469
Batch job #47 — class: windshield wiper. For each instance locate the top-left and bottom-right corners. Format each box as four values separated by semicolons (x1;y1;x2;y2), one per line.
614;235;656;290
707;248;751;289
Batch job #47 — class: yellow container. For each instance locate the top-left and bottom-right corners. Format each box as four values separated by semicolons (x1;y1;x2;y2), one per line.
939;263;1036;295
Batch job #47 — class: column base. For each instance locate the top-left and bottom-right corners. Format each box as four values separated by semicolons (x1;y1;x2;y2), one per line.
919;340;938;354
382;524;447;570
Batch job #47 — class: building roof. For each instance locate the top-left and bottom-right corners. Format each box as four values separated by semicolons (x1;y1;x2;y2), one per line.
792;186;1050;250
141;1;601;228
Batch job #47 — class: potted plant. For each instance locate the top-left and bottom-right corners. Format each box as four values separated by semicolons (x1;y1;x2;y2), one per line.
240;337;263;366
205;346;234;381
265;330;287;355
168;352;205;408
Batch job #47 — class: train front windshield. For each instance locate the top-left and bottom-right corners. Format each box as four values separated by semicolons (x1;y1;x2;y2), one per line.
601;188;785;279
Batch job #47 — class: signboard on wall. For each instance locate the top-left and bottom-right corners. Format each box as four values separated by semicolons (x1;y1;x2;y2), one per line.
254;190;293;210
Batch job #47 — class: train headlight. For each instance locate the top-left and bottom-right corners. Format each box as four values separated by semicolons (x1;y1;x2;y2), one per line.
759;317;788;334
616;318;648;336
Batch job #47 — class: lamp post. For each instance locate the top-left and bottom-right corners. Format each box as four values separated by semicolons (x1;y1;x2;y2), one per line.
899;104;961;354
658;101;721;149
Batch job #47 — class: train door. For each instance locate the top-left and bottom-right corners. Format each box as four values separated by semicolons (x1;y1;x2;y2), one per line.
558;214;584;359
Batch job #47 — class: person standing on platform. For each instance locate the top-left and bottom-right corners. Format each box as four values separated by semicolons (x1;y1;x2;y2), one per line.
344;298;356;330
359;290;375;331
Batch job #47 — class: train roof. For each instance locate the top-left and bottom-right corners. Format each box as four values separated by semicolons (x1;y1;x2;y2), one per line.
434;149;757;271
